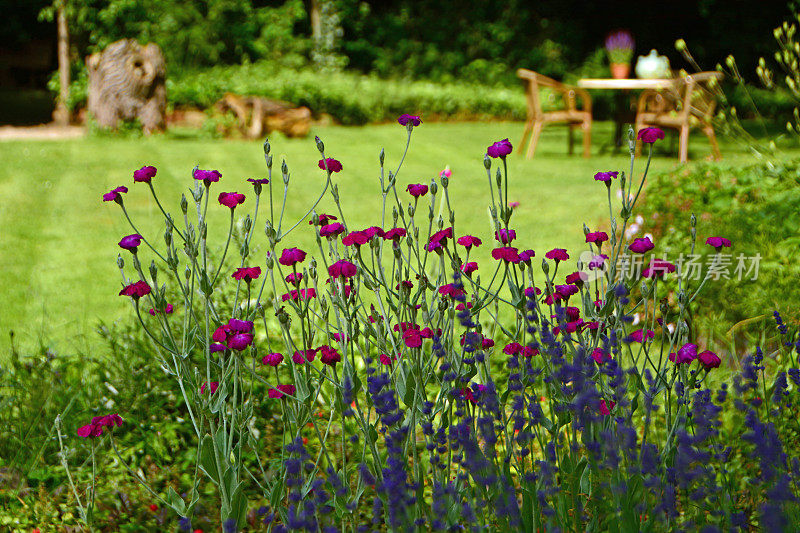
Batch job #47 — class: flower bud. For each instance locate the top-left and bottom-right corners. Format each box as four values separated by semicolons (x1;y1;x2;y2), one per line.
583;224;590;235
690;213;697;228
265;253;274;269
628;125;636;153
240;241;249;258
441;175;449;188
266;155;273;169
263;139;271;156
541;259;550;275
640;281;649;296
184;266;191;280
449;211;455;225
180;194;188;215
438;298;449;312
408;204;415;217
379;148;385;166
117;254;124;269
281;159;288;176
430;181;438;195
315;135;324;153
198;221;207;240
483;155;491;169
191;182;203;203
495;168;502;187
244;214;252;232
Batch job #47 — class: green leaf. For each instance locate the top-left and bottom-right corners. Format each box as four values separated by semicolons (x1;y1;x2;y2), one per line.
166;486;186;515
199;435;220;485
229;481;248;528
579;463;591;497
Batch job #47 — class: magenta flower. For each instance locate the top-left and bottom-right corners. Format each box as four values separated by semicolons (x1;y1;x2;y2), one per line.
210;343;226;353
261;352;284;367
525;287;541;298
629;237;654;254
319;222;345;237
77;413;124;438
556;284;579;299
218;192;245;209
705;236;732;251
318;345;341;366
591;348;610;365
637;127;666;144
103;186;128;203
193;168;222;186
383;227;407;240
119;280;151;300
492;246;521;263
643;258;676;278
247;177;269;187
495;228;516;244
545;248;569;262
228;333;253;351
669;343;698;365
329;260;357;279
232;266;261;283
118;234;143;253
509;201;520;208
593;171;618;183
285;272;303;285
318;158;343;173
440;168;452;178
380;353;397;366
133;165;157;183
585;231;609;246
269;384;296;399
457;235;482;249
228;319;254;333
212;326;230;342
292;349;316;364
363;226;385;239
309;213;337;226
518;249;536;263
503;342;522;355
628;329;655;343
599;399;615;416
588;254;609;270
201;381;219;394
397;114;422;127
426;227;453;252
406;183;429;197
461;262;479;275
698;350;721;369
487;138;513;158
281;288;317;301
148;303;174;315
438;284;466;299
342;230;370;246
402;329;423;348
279;247;307;266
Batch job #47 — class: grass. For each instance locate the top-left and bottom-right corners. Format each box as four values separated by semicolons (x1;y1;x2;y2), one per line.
0;119;785;357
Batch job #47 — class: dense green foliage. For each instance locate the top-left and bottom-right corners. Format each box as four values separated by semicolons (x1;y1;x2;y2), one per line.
637;156;800;349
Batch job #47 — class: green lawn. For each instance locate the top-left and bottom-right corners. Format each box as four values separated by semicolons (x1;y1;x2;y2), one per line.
0;120;776;356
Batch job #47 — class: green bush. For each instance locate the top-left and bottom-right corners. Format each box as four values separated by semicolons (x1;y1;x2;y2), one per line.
636;157;800;349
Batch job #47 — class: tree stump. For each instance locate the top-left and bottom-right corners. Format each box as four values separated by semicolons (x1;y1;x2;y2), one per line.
86;39;166;134
216;93;312;138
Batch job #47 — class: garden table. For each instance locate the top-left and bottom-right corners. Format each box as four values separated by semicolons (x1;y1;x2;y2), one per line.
577;77;677;149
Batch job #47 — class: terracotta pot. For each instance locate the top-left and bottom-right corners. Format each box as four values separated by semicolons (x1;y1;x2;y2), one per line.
610;63;630;79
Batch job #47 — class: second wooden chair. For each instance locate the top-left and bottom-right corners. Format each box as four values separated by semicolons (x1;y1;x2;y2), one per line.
516;68;592;159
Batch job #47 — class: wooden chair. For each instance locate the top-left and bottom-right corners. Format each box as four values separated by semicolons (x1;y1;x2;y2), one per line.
634;71;722;162
516;69;592;159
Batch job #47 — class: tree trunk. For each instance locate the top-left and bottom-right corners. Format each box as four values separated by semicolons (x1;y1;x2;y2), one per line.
53;5;71;125
310;0;321;44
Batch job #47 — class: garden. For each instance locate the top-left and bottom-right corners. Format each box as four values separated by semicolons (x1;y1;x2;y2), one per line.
3;1;800;532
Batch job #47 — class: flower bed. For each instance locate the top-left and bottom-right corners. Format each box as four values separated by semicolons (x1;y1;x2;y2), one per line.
81;119;800;531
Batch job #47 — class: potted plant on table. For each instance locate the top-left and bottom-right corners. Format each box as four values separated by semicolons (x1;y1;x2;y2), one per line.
605;30;635;79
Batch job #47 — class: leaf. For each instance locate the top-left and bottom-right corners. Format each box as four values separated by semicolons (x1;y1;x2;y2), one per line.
229;481;248;529
166;486;186;515
579;463;591;497
199;435;220;485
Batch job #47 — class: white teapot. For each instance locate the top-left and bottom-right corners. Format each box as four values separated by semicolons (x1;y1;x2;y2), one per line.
635;49;671;79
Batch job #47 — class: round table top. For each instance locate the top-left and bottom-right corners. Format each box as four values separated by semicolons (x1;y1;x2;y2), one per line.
577;78;676;89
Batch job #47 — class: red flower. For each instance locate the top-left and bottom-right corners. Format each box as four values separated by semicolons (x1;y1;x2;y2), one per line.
262;352;284;367
492;247;521;263
318;158;343;173
118;234;143;253
585;231;609;246
342;230;370;246
643;258;676;278
486;138;513;158
149;504;159;512
503;342;522;355
629;237;654;254
406;184;429;197
285;272;303;285
403;329;423;348
495;229;516;244
426;227;453;252
319;223;345;237
133;165;157;183
292;349;317;364
698;350;721;369
232;266;261;283
279;247;307;266
599;399;615;415
148;303;174;315
637;127;665;144
281;288;317;301
218;192;245;209
545;248;569;262
461;262;478;275
269;384;296;398
318;345;341;366
103;186;128;203
705;236;732;251
457;235;482;249
329;260;357;279
193;168;221;186
438;284;466;298
384;227;407;240
309;213;337;226
201;381;219;394
119;280;151;300
628;329;655;343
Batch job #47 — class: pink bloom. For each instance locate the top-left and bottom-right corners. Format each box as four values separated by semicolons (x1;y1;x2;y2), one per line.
461;262;478;275
218;192;245;209
319;223;345;237
486;138;513;158
705;236;732;250
524;287;541;298
457;235;482;249
509;201;520;208
556;284;579;299
285;272;303;285
342;230;370;246
643;258;676;278
495;228;516;244
279;247;307;266
309;213;337;226
503;342;522;355
228;319;253;333
201;381;219;394
585;231;609;245
518;249;536;263
492;246;521;263
599;399;615;416
210;343;226;353
593;171;618;183
380;353;397;365
318;158;343;173
545;248;569;262
133;165;157;183
406;184;429;197
292;349;317;364
629;237;654;254
522;346;539;357
397;114;422;126
440;168;452;178
591;348;610;365
637;127;665;143
403;329;423;348
103;186;128;203
119;280;151;300
565;272;584;285
363;226;385;239
269;384;296;398
77;413;124;438
212;326;229;342
669;343;698;365
281;288;317;301
193;168;221;186
698;350;721;369
628;329;655;343
482;338;495;349
565;306;581;321
588;254;608;270
318;345;341;366
118;234;143;252
232;266;261;283
384;227;407;240
228;333;253;351
148;303;174;315
329;260;357;279
247;177;270;186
